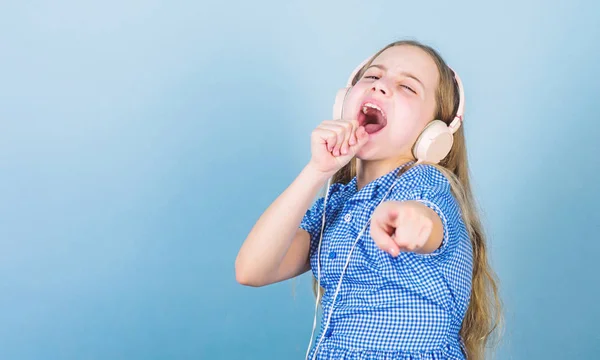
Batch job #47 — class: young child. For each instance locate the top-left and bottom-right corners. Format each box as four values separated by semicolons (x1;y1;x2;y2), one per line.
235;40;501;360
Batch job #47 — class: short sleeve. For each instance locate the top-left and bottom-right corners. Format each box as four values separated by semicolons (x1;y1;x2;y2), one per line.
391;165;464;258
299;196;325;245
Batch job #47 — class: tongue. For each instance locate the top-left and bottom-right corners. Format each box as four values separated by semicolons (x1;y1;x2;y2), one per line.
364;123;385;134
362;107;385;134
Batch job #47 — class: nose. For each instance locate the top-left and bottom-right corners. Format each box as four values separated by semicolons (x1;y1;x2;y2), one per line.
371;77;391;96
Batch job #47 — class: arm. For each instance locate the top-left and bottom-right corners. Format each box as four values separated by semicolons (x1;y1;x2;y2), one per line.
235;163;329;287
236;118;369;286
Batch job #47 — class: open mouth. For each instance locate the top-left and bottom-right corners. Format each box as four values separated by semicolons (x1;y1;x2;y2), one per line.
357;102;387;134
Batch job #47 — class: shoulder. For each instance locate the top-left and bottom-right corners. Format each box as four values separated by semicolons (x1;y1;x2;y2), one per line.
401;163;450;189
380;165;472;265
302;179;354;222
392;163;452;200
300;179;354;243
323;178;356;207
391;164;465;253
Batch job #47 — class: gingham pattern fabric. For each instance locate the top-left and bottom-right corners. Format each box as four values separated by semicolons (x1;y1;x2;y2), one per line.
300;163;473;359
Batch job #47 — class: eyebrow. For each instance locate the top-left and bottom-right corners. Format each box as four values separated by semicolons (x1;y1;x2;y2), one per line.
365;64;425;89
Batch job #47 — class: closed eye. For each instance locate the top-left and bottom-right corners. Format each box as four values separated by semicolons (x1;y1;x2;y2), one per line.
401;84;417;94
364;75;417;94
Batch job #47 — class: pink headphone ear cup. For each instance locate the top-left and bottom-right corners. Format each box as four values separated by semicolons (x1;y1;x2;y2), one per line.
333;87;350;119
413;120;454;164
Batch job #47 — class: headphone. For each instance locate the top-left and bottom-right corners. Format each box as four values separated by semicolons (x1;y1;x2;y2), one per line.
331;55;465;165
304;53;465;360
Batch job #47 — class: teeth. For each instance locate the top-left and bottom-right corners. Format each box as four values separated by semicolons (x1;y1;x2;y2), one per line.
362;103;384;117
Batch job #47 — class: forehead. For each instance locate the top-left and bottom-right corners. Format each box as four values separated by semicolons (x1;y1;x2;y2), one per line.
370;45;439;89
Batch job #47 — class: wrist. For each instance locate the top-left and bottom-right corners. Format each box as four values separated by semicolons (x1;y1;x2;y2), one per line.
303;162;334;184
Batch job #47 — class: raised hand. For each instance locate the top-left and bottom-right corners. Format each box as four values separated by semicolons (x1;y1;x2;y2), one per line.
308;119;369;177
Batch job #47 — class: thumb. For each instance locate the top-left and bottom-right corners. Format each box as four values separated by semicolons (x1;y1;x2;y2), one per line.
333;126;369;168
378;202;400;230
371;206;401;257
349;126;369;153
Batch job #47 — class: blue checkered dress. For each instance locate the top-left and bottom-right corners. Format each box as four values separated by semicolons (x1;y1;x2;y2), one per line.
300;163;473;359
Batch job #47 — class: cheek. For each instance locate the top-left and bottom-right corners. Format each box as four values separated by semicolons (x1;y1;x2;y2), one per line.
341;85;367;117
394;92;418;112
388;100;430;140
391;97;422;128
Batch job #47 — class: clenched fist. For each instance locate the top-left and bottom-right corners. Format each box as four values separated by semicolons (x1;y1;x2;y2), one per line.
308;119;369;178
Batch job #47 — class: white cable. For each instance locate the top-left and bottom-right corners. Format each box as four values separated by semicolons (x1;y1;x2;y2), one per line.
305;175;401;360
304;177;332;360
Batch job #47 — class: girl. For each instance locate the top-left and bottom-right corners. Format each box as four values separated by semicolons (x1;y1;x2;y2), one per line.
235;40;501;360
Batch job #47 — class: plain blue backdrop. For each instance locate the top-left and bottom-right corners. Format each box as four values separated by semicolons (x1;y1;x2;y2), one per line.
1;0;599;359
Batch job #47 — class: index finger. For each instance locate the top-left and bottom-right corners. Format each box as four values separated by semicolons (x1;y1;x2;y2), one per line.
369;218;401;257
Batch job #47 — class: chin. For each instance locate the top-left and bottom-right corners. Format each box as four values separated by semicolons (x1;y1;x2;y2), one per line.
357;135;411;163
355;143;383;161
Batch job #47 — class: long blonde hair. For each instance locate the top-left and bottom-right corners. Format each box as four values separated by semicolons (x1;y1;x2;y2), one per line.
312;40;503;359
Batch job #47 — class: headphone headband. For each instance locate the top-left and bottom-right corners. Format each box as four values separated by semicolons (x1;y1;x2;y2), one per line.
448;66;464;131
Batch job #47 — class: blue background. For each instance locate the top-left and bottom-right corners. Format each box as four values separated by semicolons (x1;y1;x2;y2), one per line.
1;0;598;359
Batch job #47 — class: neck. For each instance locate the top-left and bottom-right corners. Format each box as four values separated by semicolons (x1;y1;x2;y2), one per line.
356;156;414;190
